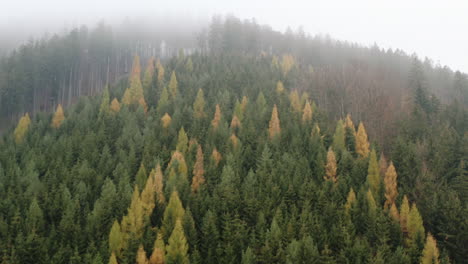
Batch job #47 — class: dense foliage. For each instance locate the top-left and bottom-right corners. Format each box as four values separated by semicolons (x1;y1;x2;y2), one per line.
0;45;466;264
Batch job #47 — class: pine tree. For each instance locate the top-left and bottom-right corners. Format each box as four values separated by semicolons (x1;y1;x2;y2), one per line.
191;145;205;192
135;163;148;191
168;71;178;99
166;219;189;264
289;90;301;113
420;233;440;264
109;252;118;264
51;104;65;128
367;149;381;197
193;89;205;118
110;98;121;113
276;81;285;94
241;247;255;264
161;113;172;128
302;100;313;123
162;191;185;238
156;59;165;82
384;162;398;208
345;188;357;212
400;195;410;234
14;113;31;143
211;104;222;129
143;57;155;91
356;122;370;157
26;197;44;233
176;127;189;154
332;120;346;152
150;232;165;264
407;203;425;243
325;147;337;183
211;148;222;166
269;104;281;139
136;244;149;264
109;221;123;256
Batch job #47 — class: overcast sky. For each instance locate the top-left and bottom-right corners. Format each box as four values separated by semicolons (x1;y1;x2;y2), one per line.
2;0;468;72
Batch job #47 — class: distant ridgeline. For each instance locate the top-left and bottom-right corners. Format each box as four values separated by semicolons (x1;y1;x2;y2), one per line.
0;47;466;263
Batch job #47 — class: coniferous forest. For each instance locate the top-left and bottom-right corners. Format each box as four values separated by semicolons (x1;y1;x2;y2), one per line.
0;17;467;264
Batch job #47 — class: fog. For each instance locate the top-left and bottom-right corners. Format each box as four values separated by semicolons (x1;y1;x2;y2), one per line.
1;0;468;72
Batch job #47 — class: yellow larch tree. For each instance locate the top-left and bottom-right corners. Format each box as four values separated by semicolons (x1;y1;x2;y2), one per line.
162;191;185;238
211;104;222;129
230;133;239;149
281;54;295;75
302;100;313;123
14;113;31;143
407;203;425;243
421;233;440;264
366;189;377;213
268;104;281;139
51;104;65;128
153;164;165;204
389;202;400;222
167;151;188;177
165;219;189;264
344;188;356;213
289;90;302;113
276;80;285;94
143;57;155;90
109;220;124;258
161;113;172;128
110;98;121;113
193;89;206;119
191;145;205;192
211;148;222;166
384;162;398;208
176;127;189;154
324;147;337;183
122;55;147;112
136;244;149;264
109;252;118;264
367;149;381;197
356;122;370;158
150;232;165;264
400;195;410;233
140;168;157;219
156;59;165;83
230;115;241;130
121;186;145;242
345;114;356;136
168;71;178;99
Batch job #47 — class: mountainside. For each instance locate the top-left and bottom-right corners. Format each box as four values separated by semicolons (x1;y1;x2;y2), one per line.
0;16;467;264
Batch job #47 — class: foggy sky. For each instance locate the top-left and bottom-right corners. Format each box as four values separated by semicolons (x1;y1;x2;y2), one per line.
2;0;468;73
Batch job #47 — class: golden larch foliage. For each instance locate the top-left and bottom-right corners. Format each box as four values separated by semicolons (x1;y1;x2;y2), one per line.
379;152;388;179
122;55;145;109
211;104;222;129
161;113;172;128
156;59;165;82
109;252;119;264
193;89;206;118
408;203;425;242
281;54;295;75
356;122;370;158
268;104;281;139
131;55;142;78
367;149;381;197
121;186;145;240
271;55;279;68
109;221;124;257
176;127;188;154
366;189;377;213
153;164;165;204
51;104;65;128
421;233;440;264
289;90;302;113
191;145;205;192
138;97;148;113
384;162;398;208
162;191;185;237
230;115;241;129
185;57;193;72
212;148;222;166
302;100;313;123
165;219;189;264
140;168;157;219
143;57;155;90
136;244;149;264
167;151;188;176
400;195;410;234
150;232;165;264
300;92;309;108
389;202;400;222
230;133;239;148
324;147;337;183
345;188;356;212
110;98;121;113
276;80;285;94
14;113;31;143
345;114;356;135
168;71;178;99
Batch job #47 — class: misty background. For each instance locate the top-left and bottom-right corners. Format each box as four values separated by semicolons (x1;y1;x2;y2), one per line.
1;0;468;73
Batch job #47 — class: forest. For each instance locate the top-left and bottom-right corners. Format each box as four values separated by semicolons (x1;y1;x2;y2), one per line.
0;16;467;264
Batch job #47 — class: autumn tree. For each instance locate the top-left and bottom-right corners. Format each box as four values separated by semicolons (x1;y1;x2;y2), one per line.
345;114;356;135
389;202;400;222
166;219;189;264
325;147;337;183
143;57;155;91
150;232;165;264
51;104;65;128
162;191;185;238
302;100;313;123
122;55;147;112
193;89;206;118
276;80;285;94
384;162;398;208
121;186;145;241
281;54;295;75
356;122;370;157
289;90;301;113
420;233;440;264
344;188;356;213
109;221;124;257
14;113;31;143
156;59;165;82
230;115;241;130
136;244;149;264
110;98;121;113
269;104;281;139
176;127;189;154
211;104;222;129
191;145;205;192
211;148;222;166
109;252;118;264
168;71;178;99
407;203;425;244
161;113;172;128
153;164;165;204
400;195;410;234
367;149;381;197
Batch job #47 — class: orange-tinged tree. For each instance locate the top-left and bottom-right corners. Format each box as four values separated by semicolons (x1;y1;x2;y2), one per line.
211;104;222;129
345;114;356;135
356;122;370;157
289;90;302;113
230;133;239;149
211;148;222;166
150;232;165;264
384;162;398;208
325;147;337;183
161;113;172;128
230;115;241;130
168;71;178;99
110;98;121;113
191;145;205;192
193;89;206;118
269;105;281;139
389;202;400;221
51;104;65;128
302;100;313;123
14;113;31;143
421;233;440;264
136;244;149;264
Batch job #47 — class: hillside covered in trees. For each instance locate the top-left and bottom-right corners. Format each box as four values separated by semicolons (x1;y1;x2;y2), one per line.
0;16;467;264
